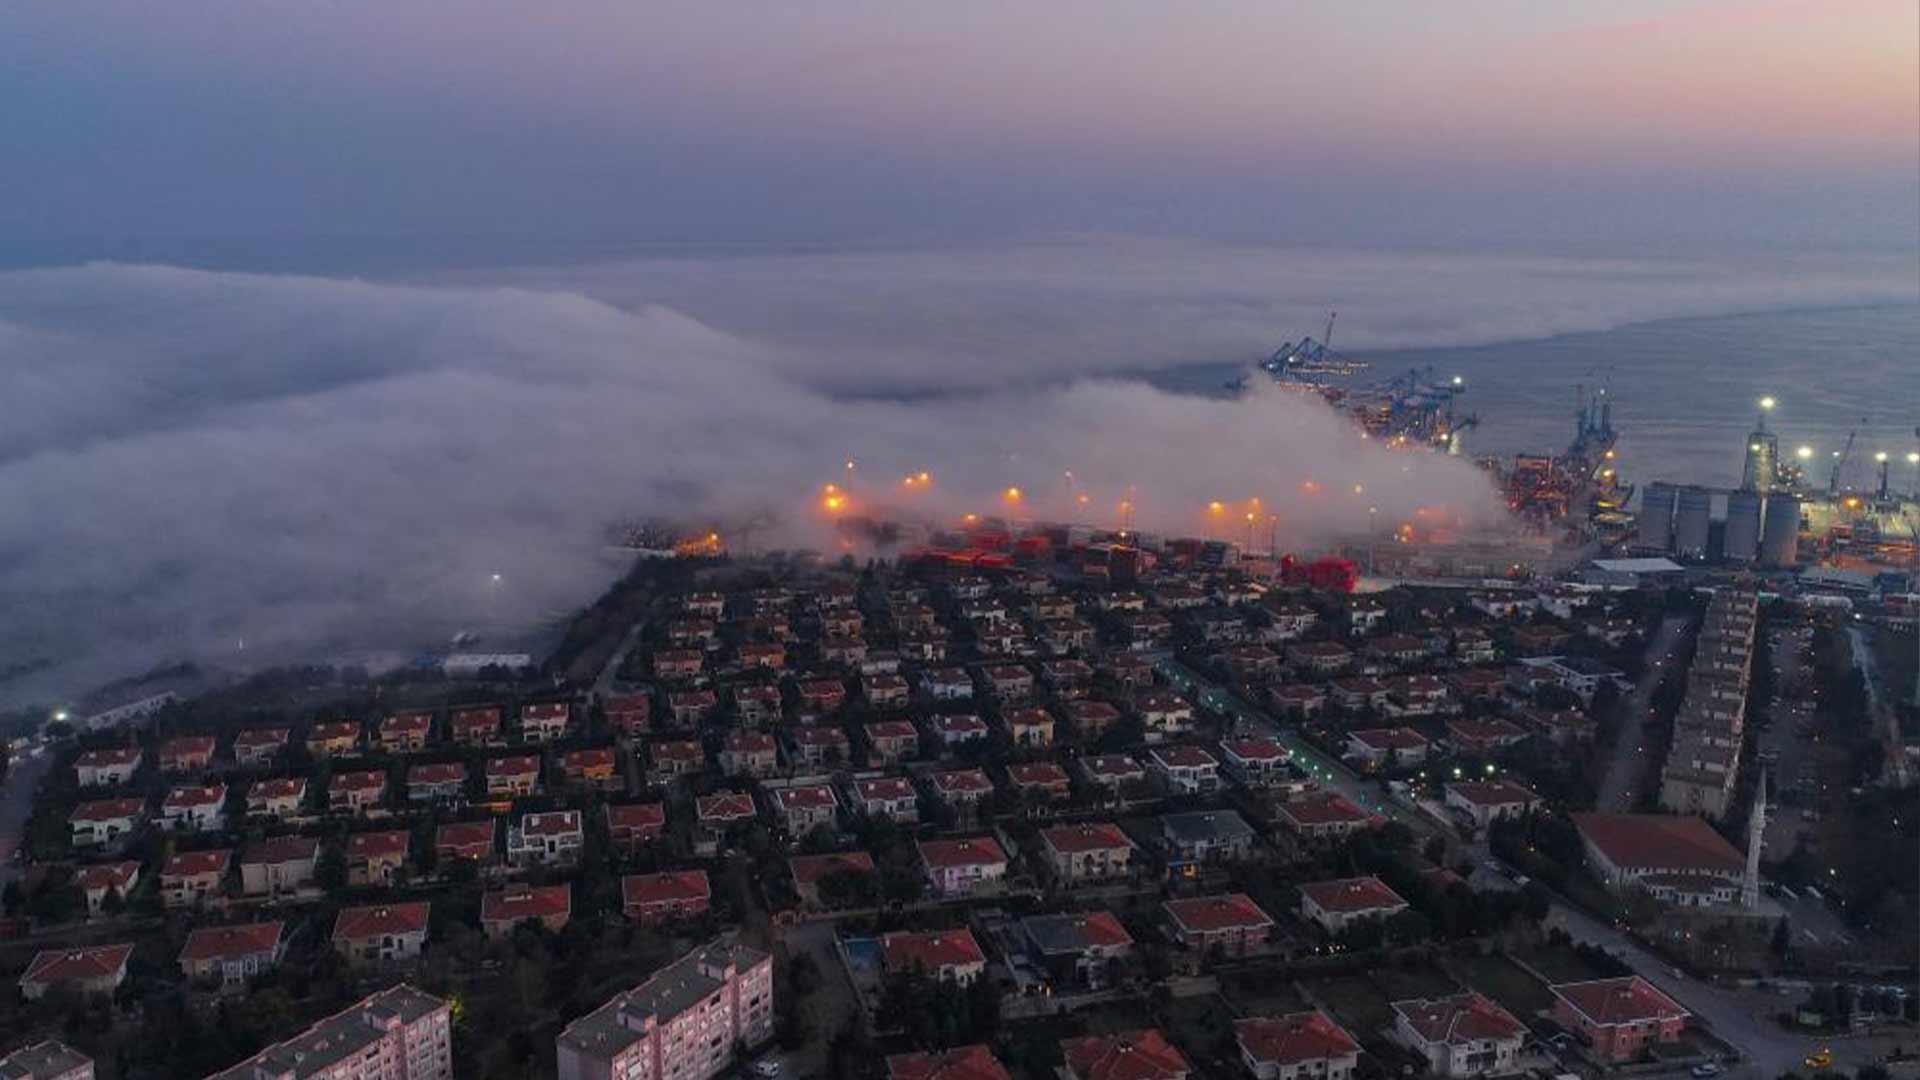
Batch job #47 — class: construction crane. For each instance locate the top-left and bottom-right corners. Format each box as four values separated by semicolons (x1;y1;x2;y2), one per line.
1828;424;1861;495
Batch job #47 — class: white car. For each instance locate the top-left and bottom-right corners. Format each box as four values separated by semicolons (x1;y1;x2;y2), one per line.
751;1062;782;1079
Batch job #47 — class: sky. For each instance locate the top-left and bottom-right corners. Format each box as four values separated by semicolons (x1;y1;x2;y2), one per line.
3;1;1916;267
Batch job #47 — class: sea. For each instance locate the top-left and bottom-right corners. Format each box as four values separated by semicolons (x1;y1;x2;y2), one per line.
1144;304;1920;496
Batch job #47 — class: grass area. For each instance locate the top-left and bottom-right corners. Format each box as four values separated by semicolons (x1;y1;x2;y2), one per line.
1368;967;1460;1001
1304;974;1397;1039
1513;942;1612;985
1162;993;1237;1071
1219;970;1310;1016
1455;953;1555;1020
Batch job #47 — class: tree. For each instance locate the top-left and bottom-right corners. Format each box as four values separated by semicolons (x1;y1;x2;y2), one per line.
313;846;348;893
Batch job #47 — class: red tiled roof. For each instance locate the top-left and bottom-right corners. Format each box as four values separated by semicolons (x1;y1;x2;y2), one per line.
1079;754;1142;777
23;944;133;986
1046;910;1134;948
883;928;986;973
932;715;988;735
451;707;502;731
1392;993;1525;1045
651;739;704;761
725;731;777;752
163;784;225;809
887;1045;1012;1080
70;798;143;822
857;777;915;801
1043;822;1132;854
1446;780;1540;807
562;748;616;771
774;785;838;810
521;702;570;722
75;862;139;892
407;762;465;784
933;769;993;794
483;884;571;924
1220;738;1287;763
1570;813;1744;875
917;836;1007;869
161;736;216;758
790;724;849;745
1301;877;1408;914
163;849;232;877
1070;701;1122;723
244;836;318;865
1008;762;1070;786
1280;792;1370;827
698;793;757;821
1349;727;1429;751
436;820;495;853
865;719;917;739
346;831;409;860
789;851;877;886
1235;1012;1360;1066
1150;746;1217;768
381;712;433;735
1551;976;1688;1027
76;747;142;768
307;721;361;742
621;871;710;907
606;803;665;831
181;921;282;962
333;769;386;791
1448;718;1527;741
518;810;579;836
1164;893;1273;934
333;902;429;940
250;777;306;800
485;754;540;778
1061;1030;1189;1080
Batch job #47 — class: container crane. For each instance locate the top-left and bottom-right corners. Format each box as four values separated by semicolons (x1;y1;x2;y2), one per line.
1828;425;1860;495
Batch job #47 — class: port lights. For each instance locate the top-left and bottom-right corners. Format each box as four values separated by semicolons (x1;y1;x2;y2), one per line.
1797;445;1814;460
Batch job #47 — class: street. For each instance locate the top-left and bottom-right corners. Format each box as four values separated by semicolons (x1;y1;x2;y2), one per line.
1596;614;1692;811
0;748;51;888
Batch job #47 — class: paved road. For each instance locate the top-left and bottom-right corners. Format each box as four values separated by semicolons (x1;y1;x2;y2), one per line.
1848;624;1913;788
1596;614;1692;811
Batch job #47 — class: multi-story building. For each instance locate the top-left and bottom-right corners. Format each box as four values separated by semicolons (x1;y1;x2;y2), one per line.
180;921;284;987
73;862;139;917
785;724;851;768
450;705;503;745
68;798;143;848
1389;993;1525;1078
205;984;452;1080
928;714;990;750
1219;738;1289;788
1006;762;1072;803
160;783;227;832
435;819;497;865
605;694;652;738
556;940;773;1080
1276;792;1377;844
558;749;619;792
377;711;434;754
158;735;216;774
520;702;572;744
929;768;995;811
1159;810;1256;869
1019;912;1133;990
720;732;780;778
406;762;467;804
1235;1012;1361;1080
850;777;920;824
1061;1031;1189;1080
1147;746;1220;795
485;754;542;798
767;784;839;836
1443;781;1542;831
305;721;362;759
245;777;306;821
1000;708;1055;748
886;1045;1011;1080
1344;728;1430;770
1039;823;1134;884
333;902;430;965
329;769;388;814
1570;812;1744;907
864;720;919;766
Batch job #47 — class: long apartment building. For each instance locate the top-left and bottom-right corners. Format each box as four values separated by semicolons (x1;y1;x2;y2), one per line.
1659;588;1758;818
556;939;773;1080
205;984;451;1080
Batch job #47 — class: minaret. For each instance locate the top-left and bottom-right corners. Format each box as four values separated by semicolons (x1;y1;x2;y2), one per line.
1743;770;1767;909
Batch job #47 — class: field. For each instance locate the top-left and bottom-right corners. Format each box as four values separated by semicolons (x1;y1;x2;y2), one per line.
1453;952;1556;1020
1302;966;1460;1041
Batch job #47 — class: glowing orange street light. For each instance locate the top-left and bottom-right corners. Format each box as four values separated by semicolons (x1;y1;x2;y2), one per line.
1004;486;1023;503
1208;501;1226;515
963;512;979;524
918;471;931;484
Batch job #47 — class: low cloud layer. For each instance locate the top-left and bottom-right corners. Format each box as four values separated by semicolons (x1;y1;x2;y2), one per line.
2;240;1913;705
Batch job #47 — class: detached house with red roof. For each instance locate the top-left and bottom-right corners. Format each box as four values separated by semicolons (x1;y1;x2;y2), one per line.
1389;993;1526;1078
1061;1030;1189;1080
180;921;284;987
436;819;496;864
1444;781;1543;830
245;777;306;821
864;719;919;765
377;711;433;754
1019;911;1134;990
450;705;503;745
20;945;133;1000
240;836;318;898
519;701;572;744
74;862;139;917
1446;717;1529;755
918;836;1008;897
1219;737;1290;788
1549;976;1689;1063
507;809;583;868
1571;812;1745;907
160;783;227;832
604;693;651;737
605;803;666;854
484;754;541;798
768;784;839;835
1147;745;1220;795
883;928;986;984
305;720;362;759
560;747;620;790
851;777;920;824
1277;792;1380;844
158;735;216;774
1344;727;1431;769
1299;877;1410;934
482;884;572;939
161;849;232;908
406;762;467;803
887;1045;1012;1080
786;724;851;768
621;871;711;925
720;731;779;778
330;769;387;814
69;798;143;848
1235;1012;1360;1080
1040;822;1135;884
345;830;410;887
74;747;142;788
1164;893;1274;957
333;902;430;965
929;768;995;811
789;851;876;909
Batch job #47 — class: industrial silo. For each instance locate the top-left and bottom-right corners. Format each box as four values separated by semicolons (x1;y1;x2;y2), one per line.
1724;490;1763;562
1674;486;1712;559
1760;494;1800;568
1638;481;1678;553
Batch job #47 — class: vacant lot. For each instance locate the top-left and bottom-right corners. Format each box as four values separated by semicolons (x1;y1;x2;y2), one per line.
1514;941;1615;984
1455;953;1555;1020
1219;969;1311;1016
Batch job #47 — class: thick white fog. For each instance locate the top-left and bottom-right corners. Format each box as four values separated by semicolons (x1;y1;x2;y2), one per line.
1;241;1912;704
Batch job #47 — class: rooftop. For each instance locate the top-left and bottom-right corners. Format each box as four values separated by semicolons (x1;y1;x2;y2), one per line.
1235;1011;1360;1066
